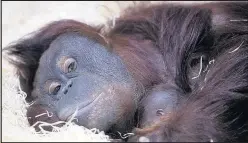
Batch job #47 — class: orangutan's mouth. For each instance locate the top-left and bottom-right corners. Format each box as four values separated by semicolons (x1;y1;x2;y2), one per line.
65;92;104;122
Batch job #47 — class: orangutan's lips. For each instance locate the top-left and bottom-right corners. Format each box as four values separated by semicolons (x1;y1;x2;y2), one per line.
65;92;104;122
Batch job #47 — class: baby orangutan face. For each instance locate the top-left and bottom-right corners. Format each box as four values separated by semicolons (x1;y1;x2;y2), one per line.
128;88;179;142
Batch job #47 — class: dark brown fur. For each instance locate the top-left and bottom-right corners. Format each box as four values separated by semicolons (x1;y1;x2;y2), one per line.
3;1;248;142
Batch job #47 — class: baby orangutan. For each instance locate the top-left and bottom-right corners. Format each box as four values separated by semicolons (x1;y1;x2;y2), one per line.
128;85;179;142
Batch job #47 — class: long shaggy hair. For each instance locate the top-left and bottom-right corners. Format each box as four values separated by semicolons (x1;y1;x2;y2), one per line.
3;1;248;142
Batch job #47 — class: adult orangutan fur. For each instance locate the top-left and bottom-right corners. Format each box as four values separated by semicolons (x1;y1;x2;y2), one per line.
3;1;248;142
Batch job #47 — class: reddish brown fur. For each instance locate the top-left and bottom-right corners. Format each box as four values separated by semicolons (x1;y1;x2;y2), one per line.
3;1;248;142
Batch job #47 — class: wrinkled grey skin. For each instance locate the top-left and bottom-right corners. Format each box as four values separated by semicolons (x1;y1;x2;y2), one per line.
30;32;139;133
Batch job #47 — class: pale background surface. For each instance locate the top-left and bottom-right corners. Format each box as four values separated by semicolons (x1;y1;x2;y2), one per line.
2;1;210;141
2;1;210;48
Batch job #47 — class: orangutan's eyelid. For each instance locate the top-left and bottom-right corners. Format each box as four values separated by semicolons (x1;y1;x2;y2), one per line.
156;109;164;116
63;58;77;73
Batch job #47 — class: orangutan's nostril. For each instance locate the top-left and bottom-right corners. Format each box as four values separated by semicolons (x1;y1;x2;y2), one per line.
64;89;68;94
